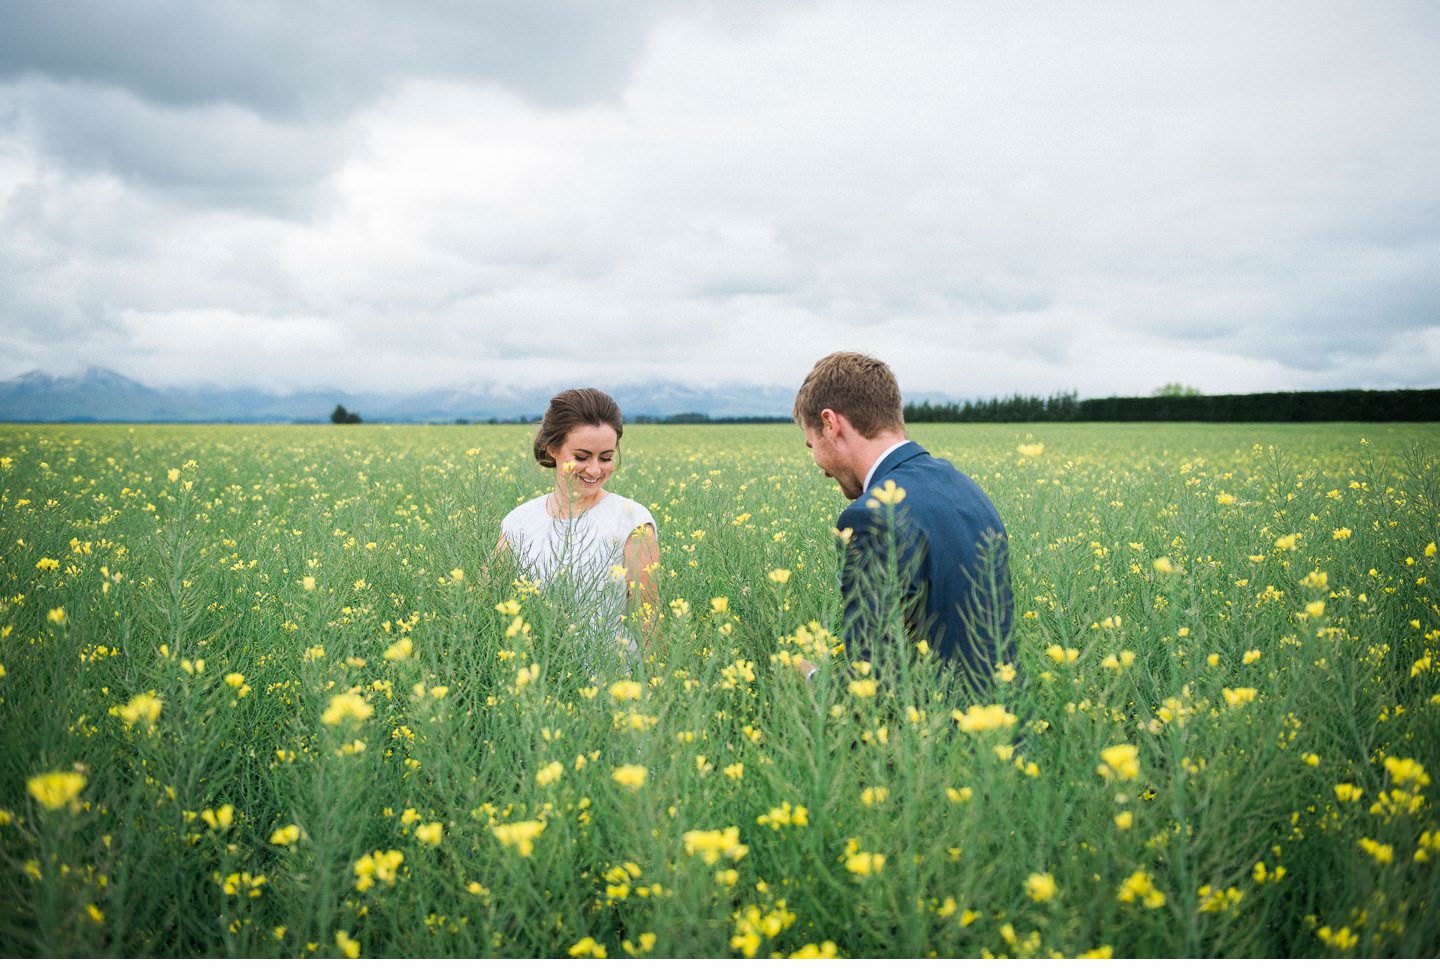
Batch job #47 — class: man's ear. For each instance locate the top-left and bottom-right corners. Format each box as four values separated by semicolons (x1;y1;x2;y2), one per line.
820;408;850;440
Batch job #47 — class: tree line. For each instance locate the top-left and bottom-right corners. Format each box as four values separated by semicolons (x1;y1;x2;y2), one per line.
903;388;1440;423
328;387;1439;426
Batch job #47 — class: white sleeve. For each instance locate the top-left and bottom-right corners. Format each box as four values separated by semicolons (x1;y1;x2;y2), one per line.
626;500;656;539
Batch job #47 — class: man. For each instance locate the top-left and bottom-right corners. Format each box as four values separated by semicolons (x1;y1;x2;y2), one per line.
793;351;1014;693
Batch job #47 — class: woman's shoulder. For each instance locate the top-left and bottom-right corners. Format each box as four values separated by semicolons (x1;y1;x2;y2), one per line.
600;492;655;530
502;495;550;532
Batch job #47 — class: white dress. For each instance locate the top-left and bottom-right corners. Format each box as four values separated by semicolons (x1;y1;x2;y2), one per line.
500;492;657;663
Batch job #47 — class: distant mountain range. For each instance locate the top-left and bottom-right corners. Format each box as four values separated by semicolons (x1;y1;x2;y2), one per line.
0;368;806;423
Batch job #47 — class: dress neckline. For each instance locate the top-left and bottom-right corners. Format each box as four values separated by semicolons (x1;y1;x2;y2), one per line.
545;491;613;521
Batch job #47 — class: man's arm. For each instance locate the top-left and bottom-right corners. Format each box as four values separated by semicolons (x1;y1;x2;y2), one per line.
837;504;886;668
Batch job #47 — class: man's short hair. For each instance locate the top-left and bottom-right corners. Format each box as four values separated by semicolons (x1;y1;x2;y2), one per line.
793;351;905;438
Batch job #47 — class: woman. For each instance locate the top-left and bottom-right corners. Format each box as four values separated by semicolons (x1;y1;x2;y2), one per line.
495;388;660;669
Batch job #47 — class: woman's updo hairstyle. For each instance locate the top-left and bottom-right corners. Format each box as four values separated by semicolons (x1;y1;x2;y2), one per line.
533;388;624;468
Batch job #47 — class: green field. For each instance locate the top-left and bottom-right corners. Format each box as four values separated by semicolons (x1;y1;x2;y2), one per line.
1;421;1438;958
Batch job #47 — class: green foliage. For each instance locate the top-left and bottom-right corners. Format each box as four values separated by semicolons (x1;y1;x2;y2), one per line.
0;422;1437;957
907;389;1440;423
905;392;1080;423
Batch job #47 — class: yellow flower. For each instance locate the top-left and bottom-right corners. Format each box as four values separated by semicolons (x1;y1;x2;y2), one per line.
1152;556;1176;574
352;849;405;890
946;786;974;804
612;764;647;791
1114;811;1134;830
1097;744;1140;781
789;942;839;958
952;704;1017;733
868;479;907;506
767;568;791;584
335;930;360;959
568;937;607;959
860;786;889;806
536;761;564;787
1334;783;1363;803
1383;756;1430;788
270;824;301;846
1358;837;1393;864
1274;533;1299;551
608;679;643;702
491;819;545;857
27;771;86;811
47;607;66;625
116;691;163;727
414;822;443;846
321;692;373;725
1025;871;1057;903
1223;686;1258;708
302;575;316;591
201;804;235;831
848;678;877;699
1332;527;1351;540
1016;442;1044;458
1216;491;1235;506
384;637;413;661
683;827;749;865
1317;925;1357;950
1197;884;1244;912
35;557;60;571
845;851;885;877
1045;644;1079;665
1117;869;1165;908
756;802;809;829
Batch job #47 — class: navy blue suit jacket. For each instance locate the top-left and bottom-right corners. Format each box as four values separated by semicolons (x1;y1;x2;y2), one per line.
836;441;1014;690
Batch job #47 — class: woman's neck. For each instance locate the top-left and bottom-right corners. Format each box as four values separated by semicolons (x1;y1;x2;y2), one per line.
548;487;606;519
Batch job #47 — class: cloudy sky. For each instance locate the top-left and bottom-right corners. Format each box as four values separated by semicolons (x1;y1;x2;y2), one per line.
1;0;1437;399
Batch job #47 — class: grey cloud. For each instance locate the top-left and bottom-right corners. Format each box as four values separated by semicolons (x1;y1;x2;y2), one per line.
0;0;665;119
9;81;350;213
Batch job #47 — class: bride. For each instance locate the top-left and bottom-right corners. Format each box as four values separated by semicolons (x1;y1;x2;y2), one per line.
494;388;660;669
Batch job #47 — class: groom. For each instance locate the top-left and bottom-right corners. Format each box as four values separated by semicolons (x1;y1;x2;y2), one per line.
794;351;1014;693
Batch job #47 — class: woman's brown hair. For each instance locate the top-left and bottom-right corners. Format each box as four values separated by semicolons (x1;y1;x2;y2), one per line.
532;388;624;468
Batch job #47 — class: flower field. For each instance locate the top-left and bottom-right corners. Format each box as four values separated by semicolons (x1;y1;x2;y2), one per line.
1;420;1438;958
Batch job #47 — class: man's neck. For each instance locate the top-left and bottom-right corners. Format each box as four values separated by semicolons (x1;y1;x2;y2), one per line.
853;431;908;489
